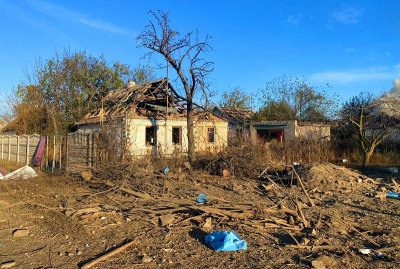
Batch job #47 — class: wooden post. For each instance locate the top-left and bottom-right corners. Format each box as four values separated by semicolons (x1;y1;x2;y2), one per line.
52;135;55;173
1;136;3;160
87;134;90;167
91;133;95;166
59;136;62;169
46;136;49;168
16;136;20;163
8;136;11;161
26;136;30;165
65;135;69;173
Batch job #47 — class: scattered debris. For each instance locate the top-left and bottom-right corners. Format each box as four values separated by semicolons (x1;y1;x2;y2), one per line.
79;240;135;269
159;214;175;226
222;169;230;177
196;193;208;203
141;254;153;263
12;229;29;238
386;191;400;200
81;170;93;181
205;230;247;251
163;167;170;175
359;248;372;255
0;261;16;269
203;217;212;228
0;165;38;180
0;161;399;268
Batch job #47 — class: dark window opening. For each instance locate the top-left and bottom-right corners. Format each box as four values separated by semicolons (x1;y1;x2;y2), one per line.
146;126;156;145
208;128;215;143
256;129;284;143
172;127;182;145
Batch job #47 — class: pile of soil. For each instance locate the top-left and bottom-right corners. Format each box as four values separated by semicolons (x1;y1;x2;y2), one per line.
298;162;373;192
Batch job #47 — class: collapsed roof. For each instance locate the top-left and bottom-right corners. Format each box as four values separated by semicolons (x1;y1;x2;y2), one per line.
213;107;254;125
79;78;191;124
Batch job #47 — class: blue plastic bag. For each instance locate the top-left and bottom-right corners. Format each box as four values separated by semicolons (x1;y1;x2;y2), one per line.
205;230;247;251
387;191;400;200
196;193;208;203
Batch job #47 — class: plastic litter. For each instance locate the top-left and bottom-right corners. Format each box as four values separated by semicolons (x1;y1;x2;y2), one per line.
359;248;385;258
386;191;400;200
205;230;247;251
196;193;208;203
359;248;371;254
163;167;170;175
0;165;38;180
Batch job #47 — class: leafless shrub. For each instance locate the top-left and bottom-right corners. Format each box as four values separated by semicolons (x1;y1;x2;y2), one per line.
194;142;283;178
281;139;336;164
194;139;336;178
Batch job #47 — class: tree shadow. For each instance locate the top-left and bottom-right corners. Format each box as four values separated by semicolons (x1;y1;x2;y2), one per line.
188;227;211;249
340;201;400;217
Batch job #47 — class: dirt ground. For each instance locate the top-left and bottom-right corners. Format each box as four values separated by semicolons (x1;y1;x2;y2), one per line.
0;162;399;269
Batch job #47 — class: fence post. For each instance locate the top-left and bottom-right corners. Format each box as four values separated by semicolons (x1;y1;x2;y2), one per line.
66;135;69;172
26;136;30;165
91;133;95;166
8;136;10;161
16;136;20;163
52;135;56;173
86;134;90;167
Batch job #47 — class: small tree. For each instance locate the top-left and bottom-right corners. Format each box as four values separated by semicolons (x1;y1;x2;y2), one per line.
137;10;213;163
13;50;131;134
256;76;336;121
219;87;252;109
341;92;400;167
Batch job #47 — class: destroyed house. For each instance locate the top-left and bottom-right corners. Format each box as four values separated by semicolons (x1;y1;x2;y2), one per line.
77;78;228;157
212;107;253;143
251;120;330;143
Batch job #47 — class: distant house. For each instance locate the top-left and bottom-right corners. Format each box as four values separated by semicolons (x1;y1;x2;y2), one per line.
212;107;253;143
251;120;330;143
0;118;7;131
77;78;228;157
0;118;16;135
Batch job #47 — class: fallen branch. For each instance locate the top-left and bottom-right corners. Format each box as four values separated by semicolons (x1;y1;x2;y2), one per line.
103;181;153;200
80;240;135;269
188;205;253;219
295;201;309;228
292;167;315;207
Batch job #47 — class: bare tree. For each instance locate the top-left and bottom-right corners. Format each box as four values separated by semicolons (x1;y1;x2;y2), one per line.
137;10;213;163
341;92;400;168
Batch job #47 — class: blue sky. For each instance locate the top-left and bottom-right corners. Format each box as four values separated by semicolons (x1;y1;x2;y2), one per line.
0;0;399;113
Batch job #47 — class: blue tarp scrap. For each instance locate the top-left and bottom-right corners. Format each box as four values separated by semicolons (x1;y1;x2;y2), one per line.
205;230;247;251
196;193;208;203
387;191;400;200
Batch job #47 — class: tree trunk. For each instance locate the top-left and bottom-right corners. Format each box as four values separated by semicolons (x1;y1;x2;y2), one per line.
362;146;375;169
187;99;195;164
